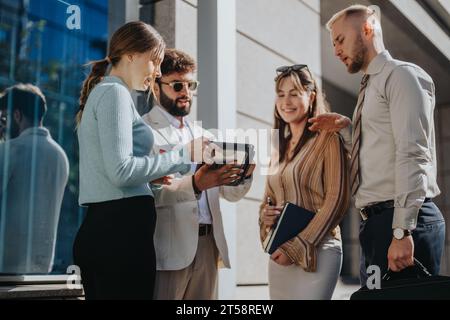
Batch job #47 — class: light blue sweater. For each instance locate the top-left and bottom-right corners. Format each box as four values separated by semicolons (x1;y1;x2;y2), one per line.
77;76;191;205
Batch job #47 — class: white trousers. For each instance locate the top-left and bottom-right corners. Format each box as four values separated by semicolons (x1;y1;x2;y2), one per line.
268;236;342;300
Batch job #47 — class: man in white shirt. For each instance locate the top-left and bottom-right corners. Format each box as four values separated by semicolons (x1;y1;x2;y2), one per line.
142;49;254;299
309;5;445;284
0;84;69;274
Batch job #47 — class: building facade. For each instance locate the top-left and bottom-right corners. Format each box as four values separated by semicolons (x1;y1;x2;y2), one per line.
0;0;448;299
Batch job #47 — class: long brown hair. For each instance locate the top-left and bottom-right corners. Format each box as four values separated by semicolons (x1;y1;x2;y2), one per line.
274;68;330;163
76;21;165;125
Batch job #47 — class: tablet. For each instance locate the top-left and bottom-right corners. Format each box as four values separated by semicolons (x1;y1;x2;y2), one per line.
198;141;255;186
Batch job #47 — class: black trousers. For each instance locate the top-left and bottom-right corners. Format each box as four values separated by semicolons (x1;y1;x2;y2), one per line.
359;201;445;286
73;196;156;300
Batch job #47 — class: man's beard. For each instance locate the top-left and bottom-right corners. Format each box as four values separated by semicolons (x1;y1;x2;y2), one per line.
348;35;367;74
159;88;191;117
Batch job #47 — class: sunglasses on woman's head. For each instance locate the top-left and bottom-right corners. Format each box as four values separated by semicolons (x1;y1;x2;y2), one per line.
159;80;199;92
275;64;309;76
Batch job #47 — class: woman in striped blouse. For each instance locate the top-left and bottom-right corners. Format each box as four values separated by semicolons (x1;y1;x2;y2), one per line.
259;65;350;300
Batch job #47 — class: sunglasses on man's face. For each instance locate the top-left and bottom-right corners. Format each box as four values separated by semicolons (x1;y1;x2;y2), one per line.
275;64;309;76
159;80;199;92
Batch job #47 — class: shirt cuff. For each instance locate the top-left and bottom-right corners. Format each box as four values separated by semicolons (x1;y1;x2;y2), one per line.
280;237;316;271
392;207;420;230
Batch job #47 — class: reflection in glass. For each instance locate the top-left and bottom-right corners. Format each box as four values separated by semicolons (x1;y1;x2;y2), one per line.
0;84;69;274
0;0;108;274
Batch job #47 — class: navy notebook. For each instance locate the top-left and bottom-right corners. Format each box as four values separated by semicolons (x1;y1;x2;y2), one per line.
263;202;315;255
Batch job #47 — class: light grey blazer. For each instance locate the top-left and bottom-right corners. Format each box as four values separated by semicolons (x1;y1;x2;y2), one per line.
142;107;252;271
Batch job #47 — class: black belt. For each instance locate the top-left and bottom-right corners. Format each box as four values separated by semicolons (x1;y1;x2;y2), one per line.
360;198;432;221
199;224;212;236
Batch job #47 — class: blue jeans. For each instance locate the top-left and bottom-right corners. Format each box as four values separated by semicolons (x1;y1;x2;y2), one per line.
359;201;445;286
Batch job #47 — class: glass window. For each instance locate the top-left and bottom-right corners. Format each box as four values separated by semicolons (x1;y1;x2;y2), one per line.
0;0;108;275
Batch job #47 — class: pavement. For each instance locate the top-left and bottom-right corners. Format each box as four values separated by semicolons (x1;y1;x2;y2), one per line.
234;278;361;300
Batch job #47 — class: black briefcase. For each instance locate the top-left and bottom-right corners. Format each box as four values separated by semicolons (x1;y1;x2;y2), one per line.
351;259;450;300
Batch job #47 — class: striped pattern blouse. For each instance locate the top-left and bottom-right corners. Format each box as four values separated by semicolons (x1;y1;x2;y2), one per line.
259;131;350;272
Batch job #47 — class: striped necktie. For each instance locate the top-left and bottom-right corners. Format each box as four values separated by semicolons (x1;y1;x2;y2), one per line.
350;74;370;196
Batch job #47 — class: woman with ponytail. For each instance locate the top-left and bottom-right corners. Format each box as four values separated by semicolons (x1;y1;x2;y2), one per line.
73;21;206;300
259;65;350;299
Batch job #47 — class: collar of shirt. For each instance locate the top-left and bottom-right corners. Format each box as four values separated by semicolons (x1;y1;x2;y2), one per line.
365;50;392;76
156;104;191;130
19;126;50;138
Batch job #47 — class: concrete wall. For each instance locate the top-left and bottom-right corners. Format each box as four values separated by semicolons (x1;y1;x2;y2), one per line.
109;0;140;37
153;0;199;121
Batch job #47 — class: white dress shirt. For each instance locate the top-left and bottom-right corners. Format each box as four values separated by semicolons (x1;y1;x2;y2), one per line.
156;106;212;225
0;127;69;273
343;51;440;230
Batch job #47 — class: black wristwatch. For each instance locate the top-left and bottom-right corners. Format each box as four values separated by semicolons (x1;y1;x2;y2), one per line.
393;228;412;240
